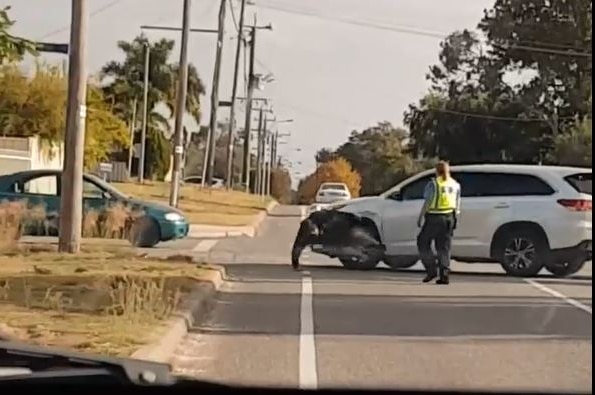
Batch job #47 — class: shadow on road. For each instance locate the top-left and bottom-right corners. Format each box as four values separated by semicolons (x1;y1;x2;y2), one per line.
217;263;592;285
189;287;592;339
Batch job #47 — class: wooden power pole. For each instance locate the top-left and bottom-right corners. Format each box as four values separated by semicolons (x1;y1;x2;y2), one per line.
169;0;192;207
58;0;88;253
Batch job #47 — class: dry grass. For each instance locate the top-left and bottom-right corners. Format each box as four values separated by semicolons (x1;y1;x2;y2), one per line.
0;200;143;248
113;181;273;226
0;245;217;356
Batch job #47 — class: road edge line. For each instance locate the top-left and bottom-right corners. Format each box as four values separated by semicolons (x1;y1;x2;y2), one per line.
525;279;592;315
299;275;318;389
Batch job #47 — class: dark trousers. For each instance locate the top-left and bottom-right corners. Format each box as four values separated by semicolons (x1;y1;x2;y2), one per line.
417;213;455;276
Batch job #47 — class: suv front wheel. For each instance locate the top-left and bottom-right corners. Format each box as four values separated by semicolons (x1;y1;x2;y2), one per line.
545;256;587;277
496;228;548;277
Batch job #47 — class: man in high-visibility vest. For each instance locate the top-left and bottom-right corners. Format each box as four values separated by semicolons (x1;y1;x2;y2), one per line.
416;161;461;284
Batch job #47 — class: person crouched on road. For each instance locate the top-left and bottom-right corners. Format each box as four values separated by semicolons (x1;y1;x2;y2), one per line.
291;208;335;271
416;161;461;285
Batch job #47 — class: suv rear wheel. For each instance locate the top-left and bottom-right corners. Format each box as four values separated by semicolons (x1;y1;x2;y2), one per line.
496;228;547;277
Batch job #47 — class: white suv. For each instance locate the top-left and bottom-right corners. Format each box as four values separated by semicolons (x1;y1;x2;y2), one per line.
315;182;351;204
324;164;592;277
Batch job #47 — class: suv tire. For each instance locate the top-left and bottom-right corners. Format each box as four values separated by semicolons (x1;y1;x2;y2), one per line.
128;216;161;248
338;225;382;270
545;256;587;277
384;257;418;270
339;255;380;270
496;228;547;277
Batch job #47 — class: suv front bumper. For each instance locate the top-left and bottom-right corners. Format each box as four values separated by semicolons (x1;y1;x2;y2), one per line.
551;240;592;262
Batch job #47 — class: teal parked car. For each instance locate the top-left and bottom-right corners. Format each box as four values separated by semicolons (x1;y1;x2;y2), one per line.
0;170;189;247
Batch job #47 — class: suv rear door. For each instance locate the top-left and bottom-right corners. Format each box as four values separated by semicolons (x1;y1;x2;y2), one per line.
453;171;556;259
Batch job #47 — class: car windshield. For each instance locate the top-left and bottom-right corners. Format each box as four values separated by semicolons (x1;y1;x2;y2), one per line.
86;174;129;200
1;1;591;393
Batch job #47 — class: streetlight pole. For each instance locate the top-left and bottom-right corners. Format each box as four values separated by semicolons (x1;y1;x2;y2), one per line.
242;25;257;191
58;0;88;253
138;43;150;183
127;97;137;176
169;0;192;207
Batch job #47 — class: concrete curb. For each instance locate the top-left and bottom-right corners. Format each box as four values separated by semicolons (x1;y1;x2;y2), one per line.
188;200;278;239
130;265;228;364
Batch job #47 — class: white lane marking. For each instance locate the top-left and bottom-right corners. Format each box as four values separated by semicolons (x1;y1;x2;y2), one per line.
299;275;318;389
525;279;592;315
192;239;219;253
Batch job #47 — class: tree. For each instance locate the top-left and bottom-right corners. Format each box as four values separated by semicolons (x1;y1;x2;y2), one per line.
550;117;592;167
315;148;336;164
297;157;361;204
334;122;416;195
405;1;592;165
100;34;206;180
0;63;129;169
270;167;293;204
0;6;36;64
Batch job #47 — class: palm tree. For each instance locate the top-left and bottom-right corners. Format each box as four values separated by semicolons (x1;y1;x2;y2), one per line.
100;34;206;178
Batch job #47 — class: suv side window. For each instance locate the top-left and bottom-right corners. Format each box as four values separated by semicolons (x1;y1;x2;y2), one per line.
455;172;554;197
400;175;433;201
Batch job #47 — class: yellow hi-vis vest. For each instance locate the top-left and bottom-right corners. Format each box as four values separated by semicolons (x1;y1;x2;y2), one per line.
428;176;460;214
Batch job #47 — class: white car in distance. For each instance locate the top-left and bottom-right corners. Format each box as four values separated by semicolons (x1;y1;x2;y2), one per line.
315;182;351;204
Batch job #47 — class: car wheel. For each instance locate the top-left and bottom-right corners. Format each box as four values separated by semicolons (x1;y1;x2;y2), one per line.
339;255;379;270
545;256;587;277
384;257;418;271
497;229;547;277
128;216;161;248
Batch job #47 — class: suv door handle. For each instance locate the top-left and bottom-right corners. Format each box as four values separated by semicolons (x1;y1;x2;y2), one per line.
494;203;510;209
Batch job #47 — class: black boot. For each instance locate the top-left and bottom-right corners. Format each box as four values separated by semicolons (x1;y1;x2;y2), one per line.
423;270;437;283
436;268;450;285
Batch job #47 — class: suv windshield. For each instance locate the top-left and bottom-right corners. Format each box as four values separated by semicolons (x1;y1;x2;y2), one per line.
565;173;592;195
321;184;346;191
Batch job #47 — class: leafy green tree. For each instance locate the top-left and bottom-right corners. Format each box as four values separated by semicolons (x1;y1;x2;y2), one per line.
0;64;129;168
405;1;592;165
0;6;36;64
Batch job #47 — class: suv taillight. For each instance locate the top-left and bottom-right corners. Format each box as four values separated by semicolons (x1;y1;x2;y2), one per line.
557;199;592;212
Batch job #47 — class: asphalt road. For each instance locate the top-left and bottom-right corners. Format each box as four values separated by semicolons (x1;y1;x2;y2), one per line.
168;205;592;393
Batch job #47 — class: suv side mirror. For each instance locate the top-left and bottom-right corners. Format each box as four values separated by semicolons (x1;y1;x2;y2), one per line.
387;191;402;201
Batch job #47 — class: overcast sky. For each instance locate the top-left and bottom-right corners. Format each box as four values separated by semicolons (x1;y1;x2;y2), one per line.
4;0;494;180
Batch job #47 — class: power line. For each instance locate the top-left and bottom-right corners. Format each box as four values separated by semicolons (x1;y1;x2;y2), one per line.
256;2;593;57
38;0;129;40
428;107;577;122
255;2;447;39
494;43;592;58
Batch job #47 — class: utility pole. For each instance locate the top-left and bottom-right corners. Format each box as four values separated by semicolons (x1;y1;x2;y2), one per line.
254;108;264;193
205;0;228;185
225;0;247;189
138;43;150;183
267;131;275;195
127;97;138;176
259;117;268;196
58;0;88;253
169;0;192;207
242;25;257;192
